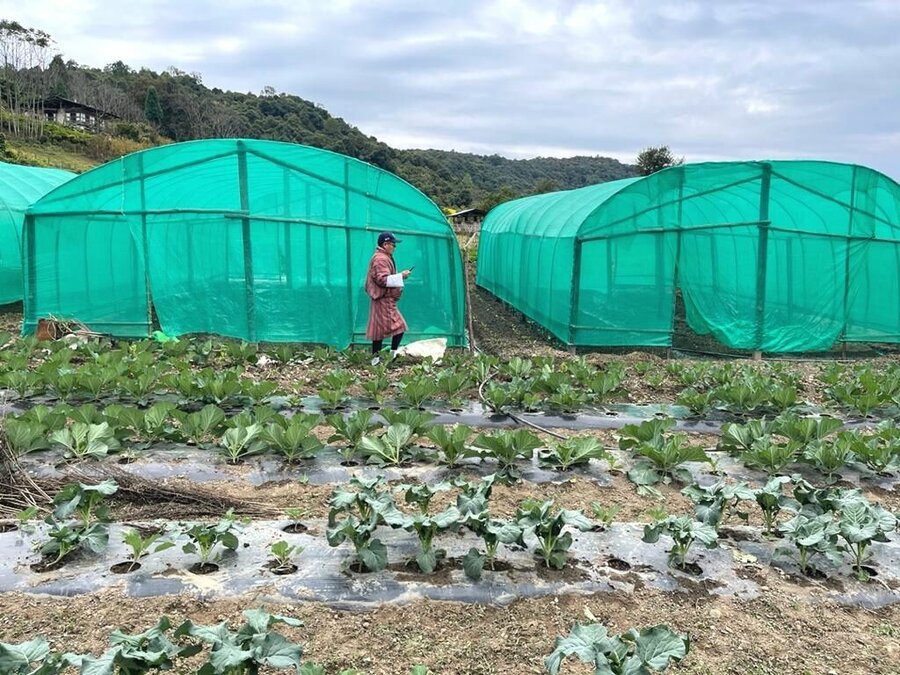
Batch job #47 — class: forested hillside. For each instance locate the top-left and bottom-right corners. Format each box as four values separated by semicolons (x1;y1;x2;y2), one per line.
0;20;634;208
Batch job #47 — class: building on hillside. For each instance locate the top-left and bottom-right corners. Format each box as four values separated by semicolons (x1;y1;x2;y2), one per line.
42;96;118;131
448;207;485;233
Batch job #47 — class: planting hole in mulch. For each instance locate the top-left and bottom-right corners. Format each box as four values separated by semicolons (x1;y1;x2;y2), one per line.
110;561;141;574
188;562;219;575
481;560;513;573
347;560;377;574
605;557;631;571
264;560;298;575
339;460;360;467
30;558;67;573
802;566;828;581
282;523;308;534
117;456;136;465
672;561;704;577
859;565;879;578
0;521;18;533
367;405;380;411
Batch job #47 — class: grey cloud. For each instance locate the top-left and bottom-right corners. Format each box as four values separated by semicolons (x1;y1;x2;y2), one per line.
12;0;900;176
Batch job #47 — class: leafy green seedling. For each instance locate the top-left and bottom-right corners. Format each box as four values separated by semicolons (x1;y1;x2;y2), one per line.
515;499;592;569
740;437;801;476
49;422;121;460
177;404;226;445
0;637;79;674
837;500;897;581
384;504;461;574
717;418;775;454
681;480;755;527
590;503;621;531
4;419;51;455
263;414;323;463
777;512;843;576
326;475;397;572
425;424;474;467
457;482;520;581
176;608;304;674
618;418;676;451
359;424;416;465
545;623;690;675
327;410;382;463
628;435;710;487
802;439;854;482
754;476;799;535
379;409;436;436
180;511;243;569
539;436;614;471
120;529;174;571
51;480;118;527
397;375;437;409
360;368;391;404
218;422;266;464
642;515;718;570
269;540;303;574
471;429;542;478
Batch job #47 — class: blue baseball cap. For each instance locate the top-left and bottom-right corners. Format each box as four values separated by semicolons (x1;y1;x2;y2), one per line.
378;232;401;246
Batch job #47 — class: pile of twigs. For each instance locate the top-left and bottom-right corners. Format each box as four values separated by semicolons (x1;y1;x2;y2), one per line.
45;465;274;519
0;431;52;518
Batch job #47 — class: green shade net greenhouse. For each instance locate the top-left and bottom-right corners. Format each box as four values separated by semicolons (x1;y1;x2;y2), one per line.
477;161;900;352
0;161;74;304
24;140;465;347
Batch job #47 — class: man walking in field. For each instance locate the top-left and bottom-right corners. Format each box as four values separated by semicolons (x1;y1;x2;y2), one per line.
365;231;412;365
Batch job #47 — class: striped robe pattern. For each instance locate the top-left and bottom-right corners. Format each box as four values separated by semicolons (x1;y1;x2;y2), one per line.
365;248;408;341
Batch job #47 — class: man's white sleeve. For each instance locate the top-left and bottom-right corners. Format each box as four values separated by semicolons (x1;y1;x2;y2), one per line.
386;273;404;288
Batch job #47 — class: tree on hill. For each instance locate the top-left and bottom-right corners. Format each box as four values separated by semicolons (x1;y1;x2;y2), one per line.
635;145;684;176
0;18;637;206
143;86;163;125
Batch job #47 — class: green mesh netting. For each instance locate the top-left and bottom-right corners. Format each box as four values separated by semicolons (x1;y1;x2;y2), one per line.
0;161;74;304
24;140;466;347
477;161;900;352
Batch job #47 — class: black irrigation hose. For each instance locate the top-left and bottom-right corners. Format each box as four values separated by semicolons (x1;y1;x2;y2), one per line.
476;372;568;441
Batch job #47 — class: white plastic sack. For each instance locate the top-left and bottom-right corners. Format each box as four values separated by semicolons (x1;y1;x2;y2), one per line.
395;337;447;362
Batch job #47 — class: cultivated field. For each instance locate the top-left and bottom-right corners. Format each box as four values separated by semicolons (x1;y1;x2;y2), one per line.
1;297;899;675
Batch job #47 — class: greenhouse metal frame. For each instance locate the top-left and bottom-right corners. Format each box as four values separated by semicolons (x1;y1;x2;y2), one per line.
24;139;466;348
477;161;900;352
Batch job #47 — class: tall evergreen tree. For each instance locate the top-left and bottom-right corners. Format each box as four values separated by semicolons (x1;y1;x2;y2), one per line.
143;86;164;125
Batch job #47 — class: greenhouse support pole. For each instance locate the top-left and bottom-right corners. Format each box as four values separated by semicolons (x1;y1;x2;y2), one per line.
447;236;463;344
754;163;772;356
343;160;355;344
283;168;293;289
305;184;312;286
24;214;36;326
841;165;858;347
669;168;685;344
237;141;256;341
137;154;152;334
568;239;583;346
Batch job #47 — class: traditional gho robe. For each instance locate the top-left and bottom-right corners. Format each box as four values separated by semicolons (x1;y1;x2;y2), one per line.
365;247;408;340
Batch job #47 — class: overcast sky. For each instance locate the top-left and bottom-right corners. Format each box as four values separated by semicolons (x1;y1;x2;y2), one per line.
7;0;900;176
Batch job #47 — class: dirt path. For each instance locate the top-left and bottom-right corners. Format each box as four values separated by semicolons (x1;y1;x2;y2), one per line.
0;572;897;675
